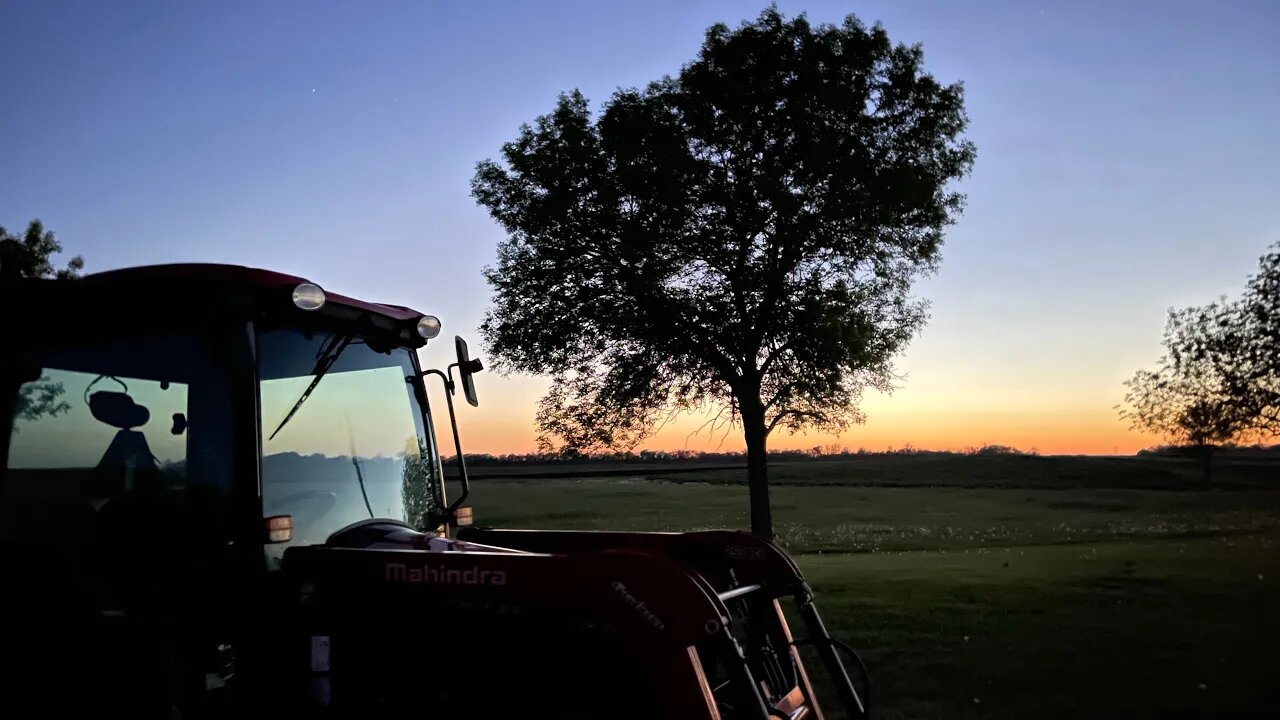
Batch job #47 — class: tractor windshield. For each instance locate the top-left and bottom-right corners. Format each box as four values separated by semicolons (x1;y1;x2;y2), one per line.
256;326;442;569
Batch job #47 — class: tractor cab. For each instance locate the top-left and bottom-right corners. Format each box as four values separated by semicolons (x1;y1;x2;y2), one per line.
0;264;461;716
1;264;869;720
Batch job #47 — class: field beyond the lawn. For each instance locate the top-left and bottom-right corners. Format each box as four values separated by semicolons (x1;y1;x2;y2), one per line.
456;454;1280;718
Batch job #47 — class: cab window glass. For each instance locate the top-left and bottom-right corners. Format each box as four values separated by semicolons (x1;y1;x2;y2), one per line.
10;370;187;473
2;330;234;599
257;327;440;569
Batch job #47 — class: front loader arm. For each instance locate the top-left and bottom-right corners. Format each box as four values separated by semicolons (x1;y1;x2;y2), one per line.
458;528;869;719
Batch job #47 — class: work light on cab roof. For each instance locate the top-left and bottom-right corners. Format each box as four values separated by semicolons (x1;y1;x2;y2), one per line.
417;314;442;339
291;282;326;311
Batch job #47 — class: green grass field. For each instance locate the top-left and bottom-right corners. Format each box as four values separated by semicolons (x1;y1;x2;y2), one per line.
457;455;1280;718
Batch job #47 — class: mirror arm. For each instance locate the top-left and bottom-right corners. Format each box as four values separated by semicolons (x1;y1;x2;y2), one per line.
421;368;470;521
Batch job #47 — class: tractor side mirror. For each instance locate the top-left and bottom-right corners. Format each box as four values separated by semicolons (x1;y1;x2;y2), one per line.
454;336;483;407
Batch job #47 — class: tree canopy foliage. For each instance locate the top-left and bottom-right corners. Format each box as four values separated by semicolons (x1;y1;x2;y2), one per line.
472;8;975;536
2;219;83;431
1236;247;1279;430
0;219;84;280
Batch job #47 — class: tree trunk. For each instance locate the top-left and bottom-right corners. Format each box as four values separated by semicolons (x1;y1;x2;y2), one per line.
742;398;772;539
1200;444;1214;484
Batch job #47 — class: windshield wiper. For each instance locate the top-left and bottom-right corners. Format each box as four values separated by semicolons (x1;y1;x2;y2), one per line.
349;426;374;518
267;333;353;441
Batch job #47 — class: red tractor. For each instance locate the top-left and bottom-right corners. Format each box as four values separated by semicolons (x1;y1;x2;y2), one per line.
0;264;868;719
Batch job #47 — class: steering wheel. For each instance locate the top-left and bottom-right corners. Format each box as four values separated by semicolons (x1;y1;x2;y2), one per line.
264;490;338;539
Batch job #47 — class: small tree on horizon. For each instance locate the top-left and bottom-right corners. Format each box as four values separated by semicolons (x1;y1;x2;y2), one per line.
1123;242;1280;477
1121;302;1259;481
472;8;975;537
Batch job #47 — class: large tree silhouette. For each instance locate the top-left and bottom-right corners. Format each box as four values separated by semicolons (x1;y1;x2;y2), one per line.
472;8;975;537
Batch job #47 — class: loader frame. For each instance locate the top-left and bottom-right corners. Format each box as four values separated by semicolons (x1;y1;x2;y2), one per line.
286;528;867;719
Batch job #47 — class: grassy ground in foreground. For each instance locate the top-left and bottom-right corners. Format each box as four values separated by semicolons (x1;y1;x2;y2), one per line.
462;467;1280;717
466;479;1280;555
797;535;1279;718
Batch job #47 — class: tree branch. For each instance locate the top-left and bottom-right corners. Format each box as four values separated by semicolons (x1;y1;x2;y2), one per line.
759;339;794;378
766;408;826;434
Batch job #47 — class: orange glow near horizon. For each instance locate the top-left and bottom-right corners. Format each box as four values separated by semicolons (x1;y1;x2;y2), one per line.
442;376;1164;457
455;410;1160;457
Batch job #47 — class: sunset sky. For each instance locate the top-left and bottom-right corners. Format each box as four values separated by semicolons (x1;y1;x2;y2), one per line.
4;0;1277;456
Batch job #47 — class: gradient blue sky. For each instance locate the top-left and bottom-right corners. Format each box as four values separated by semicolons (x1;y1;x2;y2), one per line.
4;0;1277;454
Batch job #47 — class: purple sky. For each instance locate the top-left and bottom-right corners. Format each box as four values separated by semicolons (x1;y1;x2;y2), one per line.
4;0;1277;453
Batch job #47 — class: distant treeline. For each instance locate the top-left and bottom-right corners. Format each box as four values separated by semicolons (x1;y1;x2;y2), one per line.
445;442;1280;467
1138;444;1280;459
452;444;1029;466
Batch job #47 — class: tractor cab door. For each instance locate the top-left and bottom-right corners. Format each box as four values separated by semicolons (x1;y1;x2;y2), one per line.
0;324;247;718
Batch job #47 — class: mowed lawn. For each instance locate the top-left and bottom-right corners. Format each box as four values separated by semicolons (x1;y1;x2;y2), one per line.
458;457;1280;718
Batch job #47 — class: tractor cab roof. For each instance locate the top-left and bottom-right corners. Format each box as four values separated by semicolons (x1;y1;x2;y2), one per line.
2;263;434;347
81;263;424;321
